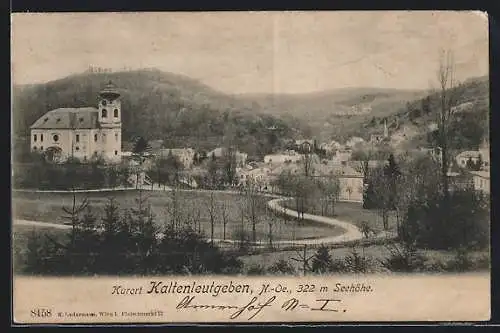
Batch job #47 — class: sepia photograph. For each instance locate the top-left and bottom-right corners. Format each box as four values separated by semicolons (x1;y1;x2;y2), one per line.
11;11;490;323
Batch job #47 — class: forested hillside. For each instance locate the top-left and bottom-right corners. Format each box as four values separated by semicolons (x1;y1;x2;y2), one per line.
12;69;489;158
12;69;301;159
329;75;490;150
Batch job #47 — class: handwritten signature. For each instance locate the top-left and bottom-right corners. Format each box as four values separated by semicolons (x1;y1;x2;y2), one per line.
176;296;343;320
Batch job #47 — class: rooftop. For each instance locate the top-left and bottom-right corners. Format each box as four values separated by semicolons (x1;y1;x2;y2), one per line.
99;81;121;99
30;107;99;130
456;151;483;159
470;170;490;179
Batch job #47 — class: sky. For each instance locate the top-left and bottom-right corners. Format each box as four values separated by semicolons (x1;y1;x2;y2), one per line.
11;11;489;94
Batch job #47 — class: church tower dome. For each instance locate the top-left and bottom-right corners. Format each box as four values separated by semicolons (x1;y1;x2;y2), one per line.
98;81;121;126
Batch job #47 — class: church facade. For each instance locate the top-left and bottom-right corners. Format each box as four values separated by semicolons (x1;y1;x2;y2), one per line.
30;82;122;164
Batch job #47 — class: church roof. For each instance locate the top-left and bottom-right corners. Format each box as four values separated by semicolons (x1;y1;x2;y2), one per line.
30;107;100;130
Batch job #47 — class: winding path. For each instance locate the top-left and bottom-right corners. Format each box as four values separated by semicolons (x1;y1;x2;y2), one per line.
13;188;395;247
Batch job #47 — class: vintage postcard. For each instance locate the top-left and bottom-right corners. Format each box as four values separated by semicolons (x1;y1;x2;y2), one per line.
11;11;490;324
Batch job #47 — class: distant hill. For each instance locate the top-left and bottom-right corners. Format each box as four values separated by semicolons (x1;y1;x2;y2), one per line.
12;68;488;159
236;87;429;142
12;69;302;159
347;75;490;151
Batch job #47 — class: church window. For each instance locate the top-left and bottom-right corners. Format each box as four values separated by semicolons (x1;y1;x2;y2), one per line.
33;146;37;150
114;109;119;117
40;146;43;150
41;134;44;142
102;109;107;118
75;147;80;151
33;134;37;142
94;134;98;142
76;134;80;143
53;134;59;142
114;150;118;156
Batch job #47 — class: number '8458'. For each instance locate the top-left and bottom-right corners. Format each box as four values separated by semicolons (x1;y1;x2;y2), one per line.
30;308;52;317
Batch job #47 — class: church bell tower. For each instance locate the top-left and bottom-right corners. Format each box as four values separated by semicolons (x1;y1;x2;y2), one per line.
98;81;121;128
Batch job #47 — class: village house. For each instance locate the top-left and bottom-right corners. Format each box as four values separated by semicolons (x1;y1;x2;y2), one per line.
330;164;364;202
208;147;248;167
294;139;315;153
345;136;364;148
370;119;389;144
313;163;364;202
427;122;438;131
455;150;489;169
451;101;475;113
148;139;164;151
470;170;490;194
419;147;443;163
347;159;387;173
264;150;302;165
339;174;364;202
236;166;273;191
156;148;196;169
319;140;341;155
350;104;372;115
390;125;419;146
30;82;122;163
332;147;353;164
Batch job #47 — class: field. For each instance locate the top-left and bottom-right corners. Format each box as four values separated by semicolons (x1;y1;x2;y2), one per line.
282;199;398;233
12;190;344;241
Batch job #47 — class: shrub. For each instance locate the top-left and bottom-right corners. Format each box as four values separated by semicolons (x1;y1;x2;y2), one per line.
311;245;333;274
16;195;244;276
379;243;426;273
267;259;296;275
401;188;489;250
246;264;267;275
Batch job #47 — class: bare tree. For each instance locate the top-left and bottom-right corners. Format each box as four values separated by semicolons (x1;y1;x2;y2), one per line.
185;200;201;230
196;208;202;234
241;176;261;244
131;136;151;189
292;175;317;221
318;176;340;216
62;189;90;246
234;193;250;251
352;148;374;181
370;167;392;230
290;244;314;276
222;147;237;187
345;186;353;201
301;152;315;177
436;49;461;203
266;205;279;249
394;172;417;235
165;186;181;232
205;190;218;247
219;199;230;240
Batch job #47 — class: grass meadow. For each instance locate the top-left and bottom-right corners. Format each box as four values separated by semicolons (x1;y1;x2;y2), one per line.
12;190;344;242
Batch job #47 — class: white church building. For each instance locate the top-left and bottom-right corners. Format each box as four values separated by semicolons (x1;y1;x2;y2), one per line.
30;82;122;163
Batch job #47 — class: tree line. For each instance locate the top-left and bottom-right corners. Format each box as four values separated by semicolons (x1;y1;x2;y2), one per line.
361;152;489;251
12;152;132;190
